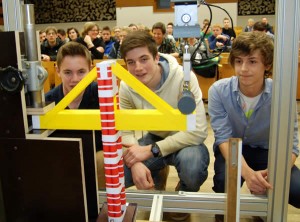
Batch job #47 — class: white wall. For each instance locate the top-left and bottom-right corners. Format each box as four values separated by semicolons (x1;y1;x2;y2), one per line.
116;3;238;29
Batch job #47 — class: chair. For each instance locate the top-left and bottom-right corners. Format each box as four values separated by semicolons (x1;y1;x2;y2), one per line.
42;61;57;92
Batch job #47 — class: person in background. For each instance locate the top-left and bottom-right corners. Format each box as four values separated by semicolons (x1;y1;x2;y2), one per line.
76;22;105;59
120;30;209;221
144;26;151;34
67;27;80;42
136;24;151;34
201;23;213;39
137;23;147;31
179;37;199;57
128;23;139;31
45;41;105;192
202;18;210;26
101;26;117;57
108;26;131;59
41;26;64;61
152;22;179;58
208;31;300;222
244;18;255;32
179;37;210;66
166;22;176;44
222;17;236;41
208;24;230;51
112;26;121;41
97;28;102;39
166;22;174;36
57;28;69;43
199;19;213;41
39;30;46;43
261;17;274;34
253;21;275;41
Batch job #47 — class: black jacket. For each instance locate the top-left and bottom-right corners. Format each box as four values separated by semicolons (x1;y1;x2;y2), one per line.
41;38;64;61
45;82;103;151
76;37;105;59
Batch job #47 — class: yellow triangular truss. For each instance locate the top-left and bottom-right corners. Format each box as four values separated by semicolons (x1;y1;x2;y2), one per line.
32;62;195;131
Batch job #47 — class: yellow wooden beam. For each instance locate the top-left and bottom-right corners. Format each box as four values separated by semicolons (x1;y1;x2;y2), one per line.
48;66;97;115
112;63;174;115
33;109;193;131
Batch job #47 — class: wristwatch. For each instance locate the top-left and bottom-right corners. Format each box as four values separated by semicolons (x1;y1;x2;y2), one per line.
151;143;161;157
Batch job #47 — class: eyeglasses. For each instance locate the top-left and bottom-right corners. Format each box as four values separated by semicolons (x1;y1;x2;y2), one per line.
47;32;56;36
89;29;99;33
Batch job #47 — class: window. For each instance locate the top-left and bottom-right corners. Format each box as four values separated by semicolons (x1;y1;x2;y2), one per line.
153;0;174;12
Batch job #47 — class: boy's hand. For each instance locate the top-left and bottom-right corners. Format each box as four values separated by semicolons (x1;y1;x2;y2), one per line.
245;169;273;194
123;144;152;168
131;162;154;190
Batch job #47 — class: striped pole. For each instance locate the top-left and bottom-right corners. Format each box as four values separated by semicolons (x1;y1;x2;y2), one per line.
97;61;126;221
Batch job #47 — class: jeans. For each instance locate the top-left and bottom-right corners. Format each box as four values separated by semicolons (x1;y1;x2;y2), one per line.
124;133;210;192
213;145;300;208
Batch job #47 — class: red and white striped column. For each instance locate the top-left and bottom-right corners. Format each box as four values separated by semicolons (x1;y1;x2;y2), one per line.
97;61;126;221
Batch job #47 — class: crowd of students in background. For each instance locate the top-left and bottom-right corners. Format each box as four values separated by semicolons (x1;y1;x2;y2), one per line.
38;16;275;65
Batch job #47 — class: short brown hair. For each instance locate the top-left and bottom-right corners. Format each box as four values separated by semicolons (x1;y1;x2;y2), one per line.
57;28;66;36
56;42;92;69
253;21;267;32
120;30;158;59
67;27;80;37
212;24;222;30
82;22;99;37
102;26;111;33
229;32;274;76
45;26;57;34
167;22;174;27
152;22;166;35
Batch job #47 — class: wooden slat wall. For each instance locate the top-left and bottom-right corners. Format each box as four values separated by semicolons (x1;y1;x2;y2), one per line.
116;0;237;8
116;0;153;7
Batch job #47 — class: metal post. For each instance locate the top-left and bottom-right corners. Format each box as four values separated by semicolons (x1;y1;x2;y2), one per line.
23;4;38;62
268;1;300;221
22;4;46;108
149;194;163;222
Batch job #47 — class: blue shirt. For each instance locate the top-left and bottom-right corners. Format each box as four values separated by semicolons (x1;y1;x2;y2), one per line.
208;33;230;50
208;76;299;156
104;39;116;55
